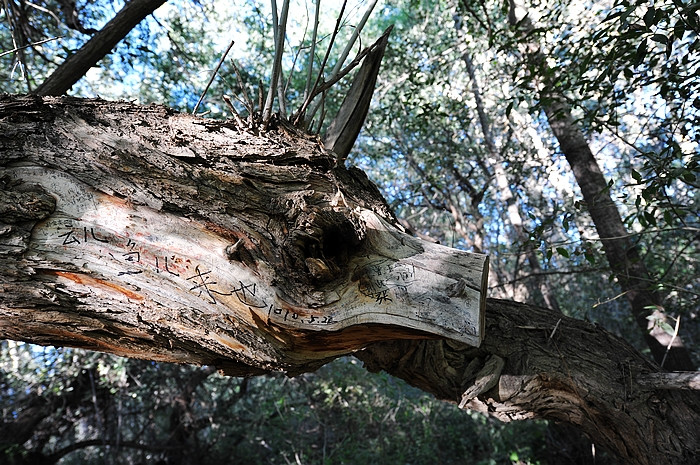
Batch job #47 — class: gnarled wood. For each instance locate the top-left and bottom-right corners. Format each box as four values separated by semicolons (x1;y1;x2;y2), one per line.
0;94;487;375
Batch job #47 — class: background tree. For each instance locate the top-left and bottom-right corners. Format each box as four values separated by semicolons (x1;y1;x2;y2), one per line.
353;0;698;367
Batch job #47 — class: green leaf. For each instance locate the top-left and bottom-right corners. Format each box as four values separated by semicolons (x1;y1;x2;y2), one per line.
663;210;673;225
643;7;656;28
674;19;687;40
505;101;514;117
620;5;636;25
631;169;642;183
556;247;569;258
644;210;657;226
634;38;648;66
657;321;675;336
651;33;668;44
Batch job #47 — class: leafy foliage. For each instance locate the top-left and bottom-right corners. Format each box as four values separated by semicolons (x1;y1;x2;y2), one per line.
1;343;549;464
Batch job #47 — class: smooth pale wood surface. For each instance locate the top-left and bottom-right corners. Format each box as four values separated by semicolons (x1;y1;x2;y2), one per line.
5;165;487;360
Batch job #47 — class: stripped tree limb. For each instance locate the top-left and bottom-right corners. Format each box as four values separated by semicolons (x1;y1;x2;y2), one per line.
323;25;391;161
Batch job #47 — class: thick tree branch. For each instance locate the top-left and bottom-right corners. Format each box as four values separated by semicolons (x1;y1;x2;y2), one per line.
33;0;167;96
358;299;700;465
1;95;486;376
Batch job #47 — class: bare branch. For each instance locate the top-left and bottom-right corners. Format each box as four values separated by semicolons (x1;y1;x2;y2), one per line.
303;0;321;103
293;0;348;126
306;0;378;122
310;26;392;101
34;0;167;96
262;0;290;124
0;35;64;58
193;40;235;115
229;60;255;115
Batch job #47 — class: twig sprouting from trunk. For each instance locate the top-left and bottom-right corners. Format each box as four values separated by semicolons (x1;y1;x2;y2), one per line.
303;0;321;104
229;60;255;116
262;0;290;125
293;0;348;126
270;0;287;119
305;0;378;123
281;19;313;120
307;26;392;105
193;40;235;115
258;79;264;112
222;95;247;128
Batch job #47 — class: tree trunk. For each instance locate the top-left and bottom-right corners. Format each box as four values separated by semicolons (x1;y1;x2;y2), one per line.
1;95;698;464
506;0;694;371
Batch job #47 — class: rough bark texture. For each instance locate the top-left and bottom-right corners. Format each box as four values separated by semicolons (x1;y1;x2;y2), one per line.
1;95;698;465
358;300;700;465
1;94;487;376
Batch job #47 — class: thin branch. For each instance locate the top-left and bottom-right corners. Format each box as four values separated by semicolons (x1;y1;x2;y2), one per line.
303;0;321;103
269;0;285;119
636;371;700;390
193;40;235;115
293;0;348;125
328;0;377;84
258;79;264;112
459;0;491;36
47;439;184;463
3;0;32;90
262;0;290;125
229;60;255;115
223;95;246;128
306;0;378;122
306;26;392;105
0;35;64;58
